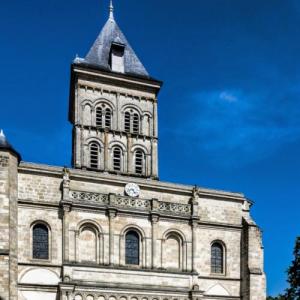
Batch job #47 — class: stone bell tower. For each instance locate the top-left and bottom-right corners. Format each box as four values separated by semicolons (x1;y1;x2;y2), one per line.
69;1;162;179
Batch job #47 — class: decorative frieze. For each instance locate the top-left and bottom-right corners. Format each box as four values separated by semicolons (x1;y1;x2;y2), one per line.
70;191;109;205
69;190;192;217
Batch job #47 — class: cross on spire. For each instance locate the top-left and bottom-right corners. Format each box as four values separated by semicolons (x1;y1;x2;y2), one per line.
109;0;114;21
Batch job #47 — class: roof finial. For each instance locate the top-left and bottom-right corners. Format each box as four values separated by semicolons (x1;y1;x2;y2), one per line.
0;129;4;138
109;0;114;20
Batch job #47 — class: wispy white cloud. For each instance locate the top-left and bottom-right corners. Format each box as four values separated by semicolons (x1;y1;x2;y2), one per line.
168;87;300;166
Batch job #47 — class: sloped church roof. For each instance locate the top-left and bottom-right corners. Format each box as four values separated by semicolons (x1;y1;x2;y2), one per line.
78;1;149;78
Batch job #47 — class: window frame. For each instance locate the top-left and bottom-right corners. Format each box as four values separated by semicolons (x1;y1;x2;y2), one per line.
134;149;145;175
112;146;122;172
125;230;140;266
31;221;51;262
210;241;226;275
89;142;100;170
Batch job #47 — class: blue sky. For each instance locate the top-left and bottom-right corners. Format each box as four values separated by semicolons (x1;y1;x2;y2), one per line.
1;0;299;296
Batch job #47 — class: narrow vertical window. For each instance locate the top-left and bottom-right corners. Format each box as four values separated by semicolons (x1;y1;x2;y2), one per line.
96;107;102;127
113;147;122;172
90;143;100;169
132;113;140;134
124;112;131;132
32;224;49;260
211;242;224;274
105;108;112;129
125;231;140;265
135;150;144;174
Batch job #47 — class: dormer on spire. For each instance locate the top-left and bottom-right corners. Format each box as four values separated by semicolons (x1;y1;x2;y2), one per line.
109;0;114;21
81;0;149;77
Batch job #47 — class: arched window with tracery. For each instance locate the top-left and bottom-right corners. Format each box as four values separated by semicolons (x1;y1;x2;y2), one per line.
90;143;100;169
124;109;140;134
125;230;140;265
113;147;122;172
135;149;144;174
95;103;113;129
32;223;49;260
211;242;224;274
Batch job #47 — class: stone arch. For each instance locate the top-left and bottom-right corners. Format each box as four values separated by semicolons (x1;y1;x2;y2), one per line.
121;104;143;116
131;144;149;154
205;283;230;296
162;229;187;271
85;137;104;149
93;98;116;110
19;267;60;285
108;140;127;152
76;221;103;264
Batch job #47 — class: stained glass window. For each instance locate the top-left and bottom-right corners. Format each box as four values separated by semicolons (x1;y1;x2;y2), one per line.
211;242;224;274
125;231;139;265
33;224;49;260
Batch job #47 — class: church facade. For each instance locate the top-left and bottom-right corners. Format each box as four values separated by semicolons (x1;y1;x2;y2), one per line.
0;2;266;300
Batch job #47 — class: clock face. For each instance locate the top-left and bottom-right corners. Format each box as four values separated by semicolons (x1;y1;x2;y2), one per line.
125;183;140;198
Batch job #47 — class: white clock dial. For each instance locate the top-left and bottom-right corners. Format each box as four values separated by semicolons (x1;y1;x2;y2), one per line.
125;183;140;198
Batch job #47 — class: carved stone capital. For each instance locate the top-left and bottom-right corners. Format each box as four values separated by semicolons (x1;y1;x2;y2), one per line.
108;209;117;219
150;213;160;224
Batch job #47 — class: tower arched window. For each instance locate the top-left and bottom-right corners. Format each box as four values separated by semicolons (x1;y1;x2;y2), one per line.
105;108;112;129
211;242;224;274
113;147;122;172
133;113;140;134
90;143;100;169
135;149;144;174
124;112;131;133
124;110;140;134
32;223;49;260
125;230;140;265
95;103;113;129
96;107;103;127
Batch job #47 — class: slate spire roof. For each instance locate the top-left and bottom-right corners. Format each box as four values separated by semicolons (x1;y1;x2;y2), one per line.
0;130;21;162
78;0;149;78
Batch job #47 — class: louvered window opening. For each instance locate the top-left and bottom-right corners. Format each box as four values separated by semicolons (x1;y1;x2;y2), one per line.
125;231;140;265
135;150;144;174
33;224;49;260
211;243;224;274
90;143;99;169
113;147;122;171
96;107;103;127
125;112;131;132
132;114;140;134
105;108;112;129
